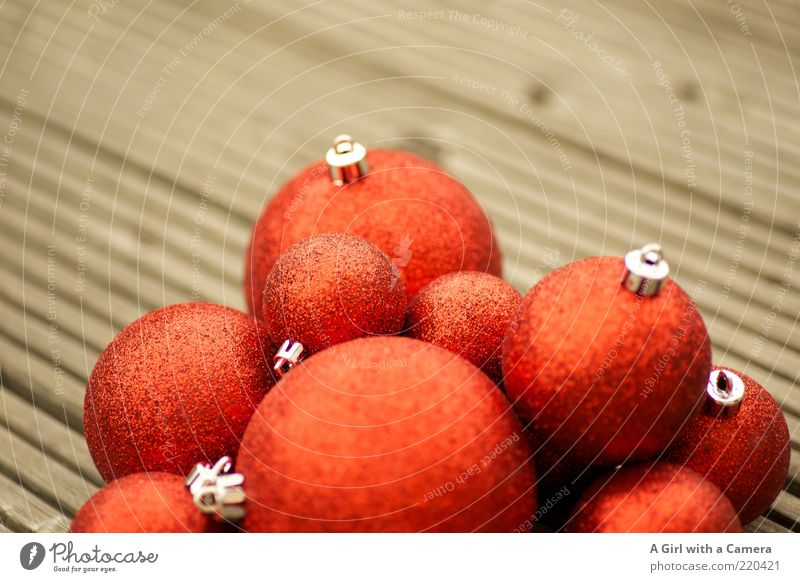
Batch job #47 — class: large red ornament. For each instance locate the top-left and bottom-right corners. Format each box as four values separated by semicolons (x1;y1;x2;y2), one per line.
664;366;790;524
244;135;501;320
566;463;741;532
262;233;407;355
70;473;212;533
238;336;536;532
502;245;711;479
405;271;521;383
84;302;275;482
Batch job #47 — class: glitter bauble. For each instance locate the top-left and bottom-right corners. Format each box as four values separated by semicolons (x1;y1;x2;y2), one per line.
238;336;536;532
502;252;711;476
664;366;790;524
70;473;211;533
84;302;275;482
566;462;741;532
261;233;407;355
244;141;501;320
405;271;521;383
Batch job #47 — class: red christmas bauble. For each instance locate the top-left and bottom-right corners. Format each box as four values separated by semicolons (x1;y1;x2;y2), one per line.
502;251;711;476
262;233;407;354
244;139;501;320
238;336;536;532
664;366;790;524
405;271;521;383
84;302;275;482
70;473;212;532
566;463;741;532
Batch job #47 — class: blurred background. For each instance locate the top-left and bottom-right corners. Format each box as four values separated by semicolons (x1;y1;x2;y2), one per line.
0;0;797;532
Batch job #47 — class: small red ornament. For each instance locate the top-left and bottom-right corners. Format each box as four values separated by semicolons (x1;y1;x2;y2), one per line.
70;473;211;533
502;245;711;478
664;366;790;524
84;302;275;482
244;135;501;320
71;457;246;532
238;336;536;532
261;233;407;356
566;462;741;532
405;271;521;383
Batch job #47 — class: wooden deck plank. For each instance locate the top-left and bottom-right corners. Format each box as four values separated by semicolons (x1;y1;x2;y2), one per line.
8;105;795;349
0;9;792;364
765;490;800;532
7;133;799;414
0;68;792;344
0;330;85;428
787;452;800;498
0;387;102;488
600;1;800;71
14;101;798;322
0;178;199;311
0;294;100;387
2;141;248;301
0;83;792;428
3;84;794;344
1;83;788;302
447;0;800;137
0;470;70;533
0;421;97;517
0;0;796;533
0;89;792;314
0;0;796;238
242;0;800;226
0;260;121;356
745;517;792;533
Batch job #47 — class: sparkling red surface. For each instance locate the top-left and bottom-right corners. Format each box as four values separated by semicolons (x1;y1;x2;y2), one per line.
84;302;276;482
237;336;536;532
244;149;501;319
502;256;712;481
70;472;212;533
566;462;741;532
664;366;790;524
261;233;407;355
405;271;521;383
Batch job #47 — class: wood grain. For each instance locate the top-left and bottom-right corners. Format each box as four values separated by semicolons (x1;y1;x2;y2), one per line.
0;0;796;533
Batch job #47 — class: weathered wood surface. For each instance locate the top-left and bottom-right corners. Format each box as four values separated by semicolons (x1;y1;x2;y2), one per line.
0;0;797;532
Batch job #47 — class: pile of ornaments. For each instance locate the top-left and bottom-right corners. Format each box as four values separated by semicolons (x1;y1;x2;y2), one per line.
73;136;790;533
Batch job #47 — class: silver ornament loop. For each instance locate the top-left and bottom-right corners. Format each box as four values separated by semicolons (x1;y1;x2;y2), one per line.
274;339;305;377
705;369;745;417
185;456;246;521
326;134;369;186
622;243;670;296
